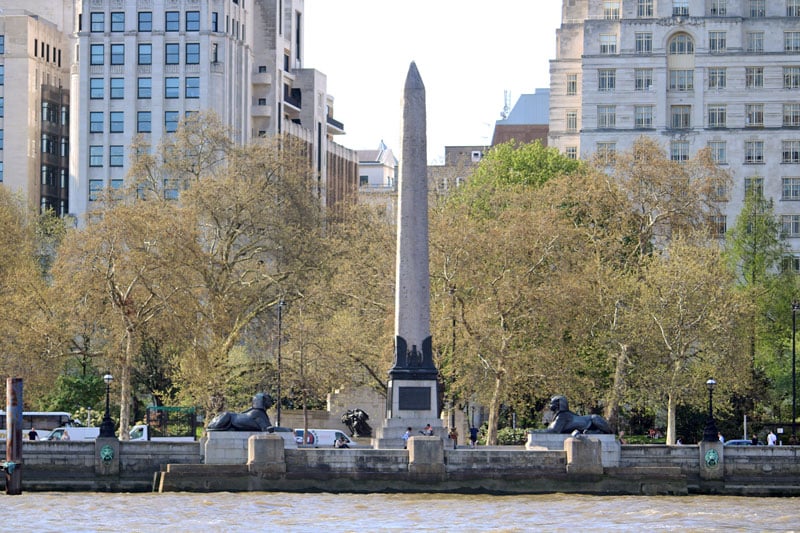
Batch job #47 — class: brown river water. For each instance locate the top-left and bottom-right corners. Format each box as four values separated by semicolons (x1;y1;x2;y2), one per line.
2;492;798;531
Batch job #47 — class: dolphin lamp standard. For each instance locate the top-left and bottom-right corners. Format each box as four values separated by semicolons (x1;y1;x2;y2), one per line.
99;373;115;438
703;378;718;442
792;300;799;439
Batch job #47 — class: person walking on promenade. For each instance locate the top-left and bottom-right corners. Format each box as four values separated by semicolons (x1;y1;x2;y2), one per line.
402;427;411;449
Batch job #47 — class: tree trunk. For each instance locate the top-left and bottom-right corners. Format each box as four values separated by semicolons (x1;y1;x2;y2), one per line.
485;372;504;445
604;343;629;431
666;391;677;445
118;327;133;440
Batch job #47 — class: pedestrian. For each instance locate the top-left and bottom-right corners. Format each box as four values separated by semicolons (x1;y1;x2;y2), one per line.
421;423;433;436
469;426;479;448
751;433;759;445
676;436;683;445
768;430;777;446
618;430;627;445
402;427;411;449
449;427;458;449
718;432;725;444
28;427;38;440
61;430;70;440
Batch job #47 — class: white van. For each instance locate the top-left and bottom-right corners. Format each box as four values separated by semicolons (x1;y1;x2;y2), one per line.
45;427;100;441
294;429;356;448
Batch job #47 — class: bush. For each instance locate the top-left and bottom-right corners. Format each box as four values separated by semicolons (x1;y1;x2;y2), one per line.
496;427;528;445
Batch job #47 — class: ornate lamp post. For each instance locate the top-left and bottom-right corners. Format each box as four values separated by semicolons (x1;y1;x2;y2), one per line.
792;301;799;439
99;373;115;438
276;299;285;427
703;378;719;442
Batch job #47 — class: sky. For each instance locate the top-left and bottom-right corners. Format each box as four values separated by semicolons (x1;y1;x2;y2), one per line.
303;1;562;163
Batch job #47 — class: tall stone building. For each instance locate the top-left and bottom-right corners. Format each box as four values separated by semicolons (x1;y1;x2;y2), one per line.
549;0;800;257
0;2;74;214
0;1;355;221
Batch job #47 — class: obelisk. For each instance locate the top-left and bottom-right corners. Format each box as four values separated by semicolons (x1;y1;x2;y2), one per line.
376;62;442;448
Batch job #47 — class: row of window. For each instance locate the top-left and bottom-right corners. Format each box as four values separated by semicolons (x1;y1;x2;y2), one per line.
591;66;800;93
88;110;188;135
41;133;68;158
41;165;68;189
580;104;800;131
90;76;200;100
90;42;201;65
611;0;795;19
599;31;800;56
90;11;202;33
88;178;180;201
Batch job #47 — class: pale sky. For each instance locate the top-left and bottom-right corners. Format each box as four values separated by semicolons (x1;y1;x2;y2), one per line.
303;1;562;163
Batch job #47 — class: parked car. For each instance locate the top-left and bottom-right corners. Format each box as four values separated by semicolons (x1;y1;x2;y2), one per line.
724;439;756;446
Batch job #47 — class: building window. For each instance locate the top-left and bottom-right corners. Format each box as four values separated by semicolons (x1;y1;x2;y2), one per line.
708;105;726;128
163;179;180;200
566;111;578;132
746;32;764;53
711;0;727;15
784;177;800;199
90;44;104;65
635;32;652;54
185;43;200;64
110;78;124;99
565;146;578;159
0;130;3;150
186;77;200;98
137;111;151;133
745;141;764;163
708;68;726;89
89;145;103;167
746;176;764;196
783;256;800;272
597;105;616;128
0;36;4;55
138;12;152;32
165;111;179;133
165;11;180;32
165;43;180;64
783;140;800;163
782;215;800;237
90;112;103;133
138;43;152;65
600;34;617;55
638;0;653;17
746;67;764;88
671;140;690;162
596;142;616;165
669;69;694;91
138;77;152;99
746;104;764;127
111;12;125;32
790;0;800;17
750;0;766;17
110;111;124;133
186;11;200;31
165;77;179;98
566;73;578;95
785;67;800;89
709;141;727;164
709;31;726;53
635;68;653;91
603;1;620;19
786;32;800;52
110;43;124;65
110;145;124;167
90;78;104;99
709;215;727;237
635;106;654;128
90;12;104;33
671;105;691;129
673;0;689;16
785;104;800;127
89;180;103;201
598;69;615;91
669;33;694;54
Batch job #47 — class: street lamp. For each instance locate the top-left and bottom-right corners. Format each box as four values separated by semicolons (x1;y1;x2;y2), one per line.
792;301;799;439
99;373;114;438
703;378;718;442
276;299;285;427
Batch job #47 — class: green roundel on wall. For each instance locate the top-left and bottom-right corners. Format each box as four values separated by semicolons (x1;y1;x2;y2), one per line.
100;444;115;462
704;448;719;468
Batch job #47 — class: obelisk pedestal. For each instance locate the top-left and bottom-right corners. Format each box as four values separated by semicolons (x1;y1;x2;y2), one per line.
375;62;443;449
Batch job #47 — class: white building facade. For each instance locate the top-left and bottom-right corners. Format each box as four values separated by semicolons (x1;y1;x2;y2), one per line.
549;0;800;256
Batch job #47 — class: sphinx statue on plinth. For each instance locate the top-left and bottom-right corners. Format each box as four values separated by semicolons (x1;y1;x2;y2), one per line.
207;393;274;432
538;395;612;434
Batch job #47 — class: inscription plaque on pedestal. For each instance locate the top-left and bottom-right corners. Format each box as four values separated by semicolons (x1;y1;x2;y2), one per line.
399;387;431;410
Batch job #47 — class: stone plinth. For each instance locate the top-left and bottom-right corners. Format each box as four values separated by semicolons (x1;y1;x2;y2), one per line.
564;436;603;475
247;434;286;475
408;436;445;479
526;432;620;467
205;431;266;464
699;440;724;480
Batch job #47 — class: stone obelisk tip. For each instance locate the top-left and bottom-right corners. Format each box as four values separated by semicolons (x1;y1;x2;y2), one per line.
405;61;425;91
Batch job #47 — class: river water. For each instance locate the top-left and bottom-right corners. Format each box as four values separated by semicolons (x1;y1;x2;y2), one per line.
3;492;799;531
